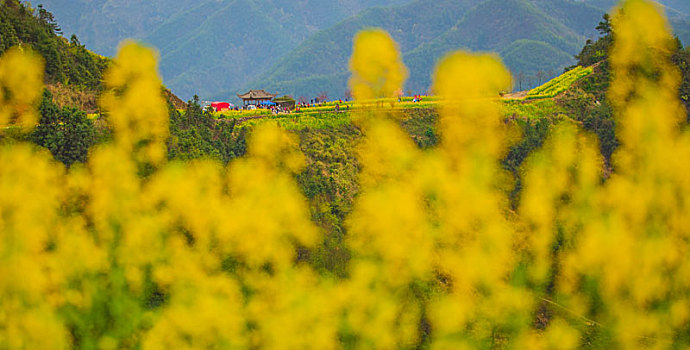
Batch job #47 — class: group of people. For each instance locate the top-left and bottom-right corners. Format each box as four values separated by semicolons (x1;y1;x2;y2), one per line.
292;98;354;113
267;105;291;114
334;101;350;112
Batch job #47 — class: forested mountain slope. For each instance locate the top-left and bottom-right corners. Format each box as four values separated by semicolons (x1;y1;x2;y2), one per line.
27;0;197;56
247;0;602;99
403;0;602;94
247;0;690;100
241;0;478;100
35;0;410;57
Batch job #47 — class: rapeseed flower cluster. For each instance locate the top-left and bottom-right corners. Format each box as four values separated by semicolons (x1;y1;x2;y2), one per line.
349;29;408;102
0;46;43;129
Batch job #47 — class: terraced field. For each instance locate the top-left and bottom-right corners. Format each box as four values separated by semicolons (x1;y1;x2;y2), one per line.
525;65;593;100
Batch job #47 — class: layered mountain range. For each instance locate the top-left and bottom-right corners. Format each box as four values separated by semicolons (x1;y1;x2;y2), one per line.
35;0;690;100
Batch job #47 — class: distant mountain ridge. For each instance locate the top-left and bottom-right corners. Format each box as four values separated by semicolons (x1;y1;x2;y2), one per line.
243;0;690;100
245;0;601;99
34;0;411;99
32;0;690;100
241;0;478;100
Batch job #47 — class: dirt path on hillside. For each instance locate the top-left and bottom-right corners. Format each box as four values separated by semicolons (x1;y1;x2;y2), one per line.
502;90;529;100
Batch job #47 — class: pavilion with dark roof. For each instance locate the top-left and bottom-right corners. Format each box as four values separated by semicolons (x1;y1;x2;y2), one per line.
237;89;277;106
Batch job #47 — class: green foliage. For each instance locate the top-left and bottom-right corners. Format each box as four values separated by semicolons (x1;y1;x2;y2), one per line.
575;25;613;67
167;97;247;163
503;118;553;207
503;99;566;120
576;61;610;103
501;99;564;207
671;43;690;119
0;1;108;90
566;16;690;165
559;86;617;166
295;124;361;277
258;105;558;281
526;66;593;99
30;90;98;167
400;108;439;149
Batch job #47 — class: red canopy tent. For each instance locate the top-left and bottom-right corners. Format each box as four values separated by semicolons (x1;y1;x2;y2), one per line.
211;102;231;111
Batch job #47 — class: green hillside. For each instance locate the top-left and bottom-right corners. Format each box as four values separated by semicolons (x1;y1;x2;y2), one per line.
245;0;600;99
524;0;605;35
246;0;690;101
525;65;593;99
31;0;200;56
145;0;297;99
499;39;575;84
429;0;582;53
404;0;598;94
235;0;477;99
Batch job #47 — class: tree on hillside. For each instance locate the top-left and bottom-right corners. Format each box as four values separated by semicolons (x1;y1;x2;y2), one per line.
516;72;525;91
576;14;614;67
31;90;97;167
167;95;246;163
0;19;19;52
536;70;546;86
596;13;612;36
36;4;61;36
70;34;81;47
671;40;690;120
